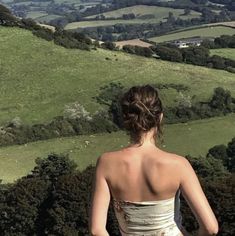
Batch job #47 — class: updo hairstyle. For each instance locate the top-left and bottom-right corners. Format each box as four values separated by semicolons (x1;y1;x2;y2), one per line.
120;85;163;145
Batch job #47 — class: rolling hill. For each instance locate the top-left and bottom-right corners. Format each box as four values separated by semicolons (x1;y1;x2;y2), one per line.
0;26;235;184
210;48;235;60
149;25;235;43
84;4;201;20
65;5;201;30
1;26;235;126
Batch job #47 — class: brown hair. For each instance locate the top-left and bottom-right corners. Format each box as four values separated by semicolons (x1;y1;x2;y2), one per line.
120;84;164;145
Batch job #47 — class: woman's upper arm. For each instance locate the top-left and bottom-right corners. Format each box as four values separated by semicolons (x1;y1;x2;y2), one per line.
179;157;219;233
89;154;111;233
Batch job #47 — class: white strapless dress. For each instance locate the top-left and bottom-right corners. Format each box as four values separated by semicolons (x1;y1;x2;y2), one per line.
112;189;183;236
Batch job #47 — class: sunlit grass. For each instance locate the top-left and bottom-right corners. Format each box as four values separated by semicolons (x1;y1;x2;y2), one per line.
0;113;234;184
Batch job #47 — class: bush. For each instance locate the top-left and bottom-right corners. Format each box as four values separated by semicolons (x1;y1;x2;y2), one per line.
226;138;235;172
153;45;183;62
123;45;136;54
101;41;116;50
123;45;153;57
64;102;92;121
0;150;234;235
207;137;235;173
182;46;209;66
32;28;54;41
209;87;233;113
20;18;41;31
0;4;19;26
207;55;226;69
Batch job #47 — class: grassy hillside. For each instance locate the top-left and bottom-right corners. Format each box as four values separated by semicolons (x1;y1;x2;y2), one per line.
65;19;148;29
149;26;235;43
65;6;200;30
0;113;234;183
210;48;235;60
26;11;48;19
0;26;235;126
84;5;201;20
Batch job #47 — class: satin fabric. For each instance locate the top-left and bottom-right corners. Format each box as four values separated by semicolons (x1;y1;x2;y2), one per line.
112;189;183;236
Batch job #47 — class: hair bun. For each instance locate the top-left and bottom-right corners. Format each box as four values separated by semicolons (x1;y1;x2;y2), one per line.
120;85;163;144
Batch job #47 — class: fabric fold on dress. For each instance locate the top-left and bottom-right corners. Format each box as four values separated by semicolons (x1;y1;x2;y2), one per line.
112;189;183;236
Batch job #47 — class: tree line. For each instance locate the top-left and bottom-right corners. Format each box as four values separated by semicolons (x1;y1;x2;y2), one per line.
0;83;234;148
151;43;235;73
68;0;232;23
101;34;235;73
2;5;234;74
0;136;234;235
74;9;232;42
0;4;94;51
97;83;235;127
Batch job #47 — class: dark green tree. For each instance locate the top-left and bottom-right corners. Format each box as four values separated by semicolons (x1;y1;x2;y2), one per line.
209;87;233;113
226;138;235;172
207;144;228;167
0;4;19;26
101;41;116;50
31;153;77;182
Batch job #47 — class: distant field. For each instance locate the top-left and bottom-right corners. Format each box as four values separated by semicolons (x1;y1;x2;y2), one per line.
85;5;201;20
14;1;35;6
53;0;80;3
115;39;152;48
0;113;234;183
36;14;63;22
149;26;235;43
0;0;13;3
210;48;235;61
26;11;48;19
1;26;235;126
74;1;103;7
65;5;201;30
65;19;142;29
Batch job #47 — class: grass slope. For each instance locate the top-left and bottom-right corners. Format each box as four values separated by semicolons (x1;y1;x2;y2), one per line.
35;14;63;23
65;6;200;30
84;5;201;20
210;48;235;61
0;26;235;126
149;26;235;43
26;11;48;19
0;113;234;183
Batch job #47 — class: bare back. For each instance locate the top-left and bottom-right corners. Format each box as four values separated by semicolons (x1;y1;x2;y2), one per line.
104;144;182;201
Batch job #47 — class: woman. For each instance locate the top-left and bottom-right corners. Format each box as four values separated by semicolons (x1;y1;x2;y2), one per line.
89;85;218;236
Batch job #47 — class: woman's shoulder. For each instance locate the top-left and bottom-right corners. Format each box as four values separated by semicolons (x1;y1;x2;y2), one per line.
98;149;188;166
95;151;118;167
160;151;194;178
155;149;188;164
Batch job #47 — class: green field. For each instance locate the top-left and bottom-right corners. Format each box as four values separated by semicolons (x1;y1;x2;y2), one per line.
14;1;36;6
0;26;235;126
65;5;201;29
0;113;234;183
210;48;235;60
65;19;149;29
149;26;235;43
26;11;48;19
53;0;80;3
0;26;235;184
85;5;201;20
35;14;63;22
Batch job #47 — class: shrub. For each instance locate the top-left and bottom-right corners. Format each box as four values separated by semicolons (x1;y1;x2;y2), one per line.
101;41;116;50
153;45;183;62
32;28;54;41
0;151;233;235
64;102;92;121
